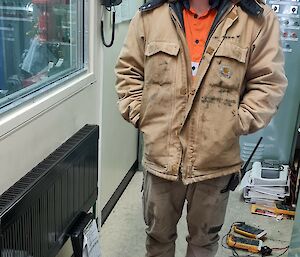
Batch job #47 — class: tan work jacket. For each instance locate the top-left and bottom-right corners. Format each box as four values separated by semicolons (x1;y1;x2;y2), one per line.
115;0;287;185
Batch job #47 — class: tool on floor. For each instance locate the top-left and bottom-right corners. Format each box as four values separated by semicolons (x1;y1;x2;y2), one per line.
224;222;289;257
251;203;296;218
233;223;267;239
275;203;296;216
227;234;263;253
226;222;274;256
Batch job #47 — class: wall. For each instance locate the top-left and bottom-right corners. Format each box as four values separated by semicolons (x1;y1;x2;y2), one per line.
99;0;143;209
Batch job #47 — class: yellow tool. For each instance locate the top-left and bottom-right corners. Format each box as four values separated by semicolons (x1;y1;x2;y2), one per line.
251;204;296;217
227;234;263;253
233;223;267;239
275;203;296;216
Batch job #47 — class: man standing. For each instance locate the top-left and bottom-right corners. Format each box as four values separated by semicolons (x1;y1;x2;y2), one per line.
115;0;287;256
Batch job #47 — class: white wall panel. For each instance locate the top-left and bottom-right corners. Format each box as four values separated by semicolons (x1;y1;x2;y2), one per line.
100;2;143;209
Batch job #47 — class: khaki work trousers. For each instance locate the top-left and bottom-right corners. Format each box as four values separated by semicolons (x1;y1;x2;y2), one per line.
142;172;231;257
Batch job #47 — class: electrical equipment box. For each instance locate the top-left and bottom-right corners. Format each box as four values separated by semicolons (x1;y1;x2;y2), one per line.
240;0;300;164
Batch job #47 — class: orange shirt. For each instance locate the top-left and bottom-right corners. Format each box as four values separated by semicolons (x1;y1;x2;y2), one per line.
183;7;217;76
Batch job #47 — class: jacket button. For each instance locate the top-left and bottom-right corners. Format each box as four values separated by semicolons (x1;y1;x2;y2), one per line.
180;88;187;95
190;89;195;95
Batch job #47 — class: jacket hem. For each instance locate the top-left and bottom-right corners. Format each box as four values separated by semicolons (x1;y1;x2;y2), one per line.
144;158;242;185
144;159;179;181
182;165;242;185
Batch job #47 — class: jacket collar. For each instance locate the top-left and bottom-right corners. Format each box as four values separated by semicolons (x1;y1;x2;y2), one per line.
170;0;225;30
140;0;221;12
181;0;221;10
140;0;263;18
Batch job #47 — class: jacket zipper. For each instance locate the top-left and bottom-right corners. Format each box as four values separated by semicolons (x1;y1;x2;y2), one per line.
170;8;193;92
169;8;191;178
204;1;235;50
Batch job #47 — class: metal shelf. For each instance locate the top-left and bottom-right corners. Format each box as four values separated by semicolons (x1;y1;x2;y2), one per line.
0;16;33;22
0;6;30;11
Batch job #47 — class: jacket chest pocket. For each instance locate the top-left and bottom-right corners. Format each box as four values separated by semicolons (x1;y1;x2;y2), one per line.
145;42;180;85
209;42;248;91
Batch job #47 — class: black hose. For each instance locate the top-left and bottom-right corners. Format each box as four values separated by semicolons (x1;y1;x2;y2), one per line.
101;10;116;48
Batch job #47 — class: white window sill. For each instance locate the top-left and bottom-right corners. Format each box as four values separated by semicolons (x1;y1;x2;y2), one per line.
0;72;97;139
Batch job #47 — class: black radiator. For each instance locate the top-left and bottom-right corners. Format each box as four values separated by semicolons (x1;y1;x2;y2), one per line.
0;125;99;257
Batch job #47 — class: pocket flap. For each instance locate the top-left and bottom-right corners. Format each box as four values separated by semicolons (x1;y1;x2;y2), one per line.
215;42;248;63
145;42;180;57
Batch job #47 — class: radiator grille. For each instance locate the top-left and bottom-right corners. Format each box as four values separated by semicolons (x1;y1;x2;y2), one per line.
0;125;99;257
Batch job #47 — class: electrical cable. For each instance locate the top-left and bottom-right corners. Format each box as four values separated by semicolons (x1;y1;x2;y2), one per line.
272;246;289;257
101;0;116;47
272;246;290;251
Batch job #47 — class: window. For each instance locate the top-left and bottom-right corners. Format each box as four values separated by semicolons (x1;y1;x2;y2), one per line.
0;0;86;110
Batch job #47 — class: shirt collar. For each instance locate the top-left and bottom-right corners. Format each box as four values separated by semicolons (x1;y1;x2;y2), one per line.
182;0;220;10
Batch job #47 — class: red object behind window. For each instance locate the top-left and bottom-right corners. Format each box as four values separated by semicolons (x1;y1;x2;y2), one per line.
33;0;69;42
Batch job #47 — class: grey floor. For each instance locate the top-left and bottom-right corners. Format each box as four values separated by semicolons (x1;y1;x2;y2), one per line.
101;172;295;257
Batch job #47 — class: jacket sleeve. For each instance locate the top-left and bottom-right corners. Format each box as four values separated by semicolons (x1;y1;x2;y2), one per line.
237;9;288;135
115;12;145;128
